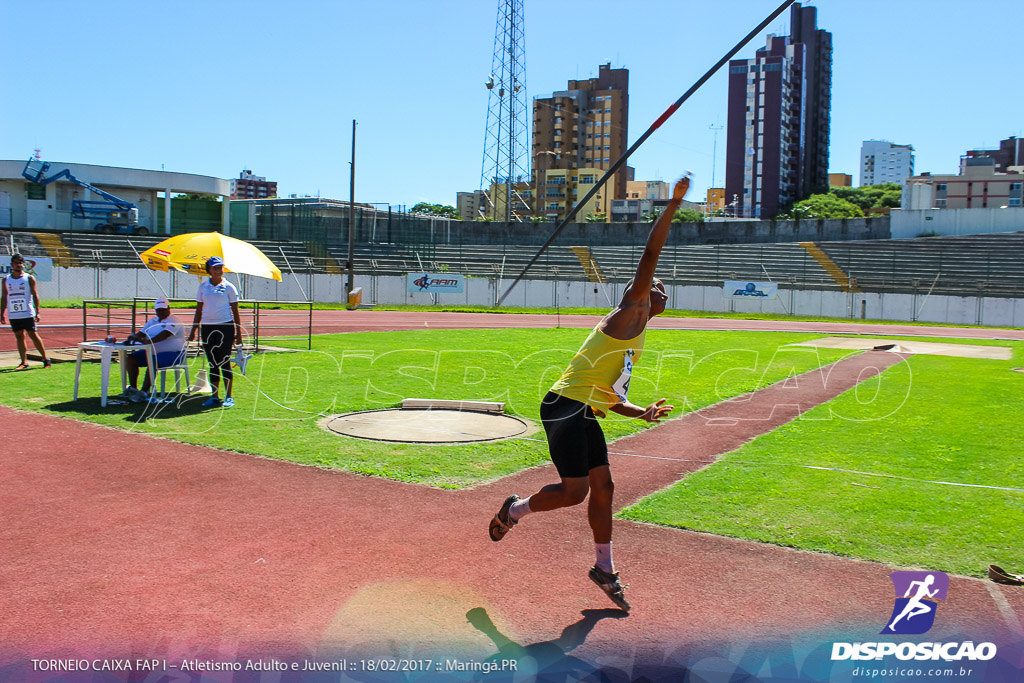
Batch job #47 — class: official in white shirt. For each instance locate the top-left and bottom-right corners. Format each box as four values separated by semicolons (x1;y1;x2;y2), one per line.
118;297;186;401
187;257;242;409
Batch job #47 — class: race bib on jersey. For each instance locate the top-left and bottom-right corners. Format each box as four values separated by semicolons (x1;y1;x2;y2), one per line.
611;349;636;402
10;299;27;313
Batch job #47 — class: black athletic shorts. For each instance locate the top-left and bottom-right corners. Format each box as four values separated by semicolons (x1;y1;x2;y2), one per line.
540;391;608;478
9;317;36;332
200;323;236;384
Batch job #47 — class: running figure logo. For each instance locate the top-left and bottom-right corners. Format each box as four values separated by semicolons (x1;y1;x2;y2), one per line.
881;571;949;635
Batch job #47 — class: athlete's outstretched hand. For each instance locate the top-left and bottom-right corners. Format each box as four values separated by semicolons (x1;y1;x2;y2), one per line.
641;399;674;423
672;173;692;201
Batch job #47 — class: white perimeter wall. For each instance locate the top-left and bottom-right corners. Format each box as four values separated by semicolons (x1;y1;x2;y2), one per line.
43;267;1024;327
891;207;1024;239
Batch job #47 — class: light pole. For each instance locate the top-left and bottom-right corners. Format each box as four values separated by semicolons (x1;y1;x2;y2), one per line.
347;119;357;301
708;123;723;217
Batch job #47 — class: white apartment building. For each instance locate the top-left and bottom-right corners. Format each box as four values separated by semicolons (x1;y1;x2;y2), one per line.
860;140;914;186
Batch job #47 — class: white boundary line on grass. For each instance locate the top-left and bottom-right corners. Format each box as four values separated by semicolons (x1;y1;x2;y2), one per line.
515;436;1024;494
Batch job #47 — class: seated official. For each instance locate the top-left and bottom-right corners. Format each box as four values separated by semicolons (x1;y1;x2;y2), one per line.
118;297;186;402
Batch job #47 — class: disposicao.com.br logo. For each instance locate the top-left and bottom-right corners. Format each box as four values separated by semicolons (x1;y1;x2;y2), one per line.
831;571;997;663
883;570;949;635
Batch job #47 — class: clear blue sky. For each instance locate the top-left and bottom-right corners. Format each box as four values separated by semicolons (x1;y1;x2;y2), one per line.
2;1;1020;209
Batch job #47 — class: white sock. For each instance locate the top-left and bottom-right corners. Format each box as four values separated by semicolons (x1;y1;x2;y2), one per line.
509;497;532;522
595;542;613;573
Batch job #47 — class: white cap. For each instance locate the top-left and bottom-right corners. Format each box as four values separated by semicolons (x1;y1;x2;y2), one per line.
154;297;170;309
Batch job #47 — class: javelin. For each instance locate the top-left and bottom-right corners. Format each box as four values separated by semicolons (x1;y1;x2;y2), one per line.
497;0;797;307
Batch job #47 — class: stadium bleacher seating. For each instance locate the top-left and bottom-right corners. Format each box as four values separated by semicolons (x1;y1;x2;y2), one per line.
816;233;1024;296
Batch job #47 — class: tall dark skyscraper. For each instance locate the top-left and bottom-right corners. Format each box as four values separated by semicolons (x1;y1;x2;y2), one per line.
725;3;831;218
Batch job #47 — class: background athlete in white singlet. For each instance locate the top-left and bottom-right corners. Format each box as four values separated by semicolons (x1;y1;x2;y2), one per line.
1;254;51;370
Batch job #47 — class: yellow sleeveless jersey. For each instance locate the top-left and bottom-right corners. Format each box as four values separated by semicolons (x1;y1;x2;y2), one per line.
550;324;645;418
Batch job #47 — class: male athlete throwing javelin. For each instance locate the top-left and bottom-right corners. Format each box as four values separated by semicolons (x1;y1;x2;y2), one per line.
488;174;691;611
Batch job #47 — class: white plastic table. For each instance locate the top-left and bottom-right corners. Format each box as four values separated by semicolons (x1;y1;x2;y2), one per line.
73;341;155;407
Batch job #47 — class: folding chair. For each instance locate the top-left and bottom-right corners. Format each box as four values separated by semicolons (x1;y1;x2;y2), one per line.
151;349;191;403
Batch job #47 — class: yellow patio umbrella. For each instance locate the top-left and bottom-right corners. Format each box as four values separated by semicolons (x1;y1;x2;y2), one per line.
139;232;282;281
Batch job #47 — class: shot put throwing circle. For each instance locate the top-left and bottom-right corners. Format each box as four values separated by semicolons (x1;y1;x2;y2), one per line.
321;408;536;444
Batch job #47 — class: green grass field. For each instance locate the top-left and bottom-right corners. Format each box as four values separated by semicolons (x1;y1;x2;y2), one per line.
1;329;847;487
620;337;1024;577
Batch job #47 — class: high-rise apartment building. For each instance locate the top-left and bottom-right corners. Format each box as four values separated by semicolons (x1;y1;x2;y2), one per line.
724;3;831;218
860;140;914;186
532;63;630;220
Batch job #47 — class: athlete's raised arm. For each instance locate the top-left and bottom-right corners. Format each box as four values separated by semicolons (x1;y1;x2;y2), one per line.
602;174;691;340
620;174;691;307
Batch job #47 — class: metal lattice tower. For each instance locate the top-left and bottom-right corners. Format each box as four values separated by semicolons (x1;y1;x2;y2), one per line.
479;0;529;222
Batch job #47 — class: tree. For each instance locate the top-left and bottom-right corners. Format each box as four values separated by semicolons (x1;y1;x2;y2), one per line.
779;193;864;219
641;210;662;222
879;190;902;208
829;186;874;211
673;208;705;223
779;204;816;220
410;202;460;219
829;183;902;212
584;212;607;223
175;193;220;201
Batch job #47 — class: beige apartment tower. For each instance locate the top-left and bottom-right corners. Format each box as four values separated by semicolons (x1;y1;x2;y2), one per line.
532;63;630;221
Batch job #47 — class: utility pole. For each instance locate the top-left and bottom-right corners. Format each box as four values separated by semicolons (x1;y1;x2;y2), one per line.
347;119;356;300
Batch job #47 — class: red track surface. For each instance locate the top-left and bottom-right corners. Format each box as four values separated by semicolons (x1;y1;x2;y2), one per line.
2;312;1022;680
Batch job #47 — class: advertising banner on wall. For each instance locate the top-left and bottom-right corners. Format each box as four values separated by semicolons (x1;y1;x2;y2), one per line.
408;272;465;294
1;256;53;282
723;280;778;300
